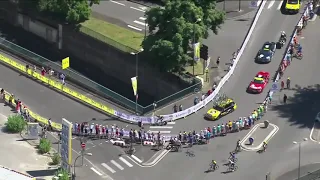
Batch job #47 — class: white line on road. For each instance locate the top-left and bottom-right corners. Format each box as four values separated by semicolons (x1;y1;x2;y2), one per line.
267;0;275;9
277;1;283;10
139;17;146;21
130;6;145;12
134;20;148;27
119;157;133;167
257;0;262;6
91;167;103;176
110;0;125;6
127;25;142;31
167;121;176;125
101;163;116;173
149;131;171;134
310;122;317;142
149;126;173;129
131;155;143;163
111;160;124;170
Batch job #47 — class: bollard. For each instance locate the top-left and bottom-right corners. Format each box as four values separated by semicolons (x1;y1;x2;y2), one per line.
249;137;254;145
264;120;269;128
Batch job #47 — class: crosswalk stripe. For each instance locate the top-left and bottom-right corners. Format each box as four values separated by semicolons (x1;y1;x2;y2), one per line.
167;122;176;125
127;25;142;31
139;17;146;21
149;130;171;134
110;160;124;170
90;167;103;176
277;1;283;10
119;157;133;167
150;126;173;129
131;155;143;163
101;163;116;173
267;0;275;9
134;20;148;27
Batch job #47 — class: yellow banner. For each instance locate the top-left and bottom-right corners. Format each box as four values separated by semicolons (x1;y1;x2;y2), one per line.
193;42;200;61
131;76;138;96
62;57;70;69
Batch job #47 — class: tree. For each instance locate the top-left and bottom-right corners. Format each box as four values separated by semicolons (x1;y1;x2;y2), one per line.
5;114;26;133
37;0;100;23
143;0;225;72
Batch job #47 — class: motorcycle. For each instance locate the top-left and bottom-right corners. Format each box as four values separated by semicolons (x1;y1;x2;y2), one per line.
152;116;167;126
277;34;287;49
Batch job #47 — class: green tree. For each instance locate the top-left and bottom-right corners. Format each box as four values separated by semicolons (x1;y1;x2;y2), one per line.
37;0;100;23
5;114;26;133
143;0;225;72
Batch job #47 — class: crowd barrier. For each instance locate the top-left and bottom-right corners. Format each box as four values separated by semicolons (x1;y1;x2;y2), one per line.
0;0;266;128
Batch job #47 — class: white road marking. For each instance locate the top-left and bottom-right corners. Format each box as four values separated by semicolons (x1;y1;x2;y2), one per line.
310;122;317;142
277;1;283;10
139;17;146;21
130;6;145;12
91;167;103;176
267;0;275;9
134;20;148;27
167;121;176;125
257;0;262;6
101;163;116;173
131;155;143;163
149;126;173;129
119;157;133;167
110;0;125;6
149;131;171;134
110;160;124;170
127;25;142;31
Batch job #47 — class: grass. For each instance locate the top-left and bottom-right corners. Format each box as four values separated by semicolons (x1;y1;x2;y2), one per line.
79;17;144;53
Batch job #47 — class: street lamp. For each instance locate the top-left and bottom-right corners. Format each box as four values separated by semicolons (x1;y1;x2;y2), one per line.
130;48;144;115
152;102;157;116
73;153;92;178
293;138;308;180
193;18;202;76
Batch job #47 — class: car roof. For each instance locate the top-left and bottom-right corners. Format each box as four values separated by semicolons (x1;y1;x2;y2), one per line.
256;71;269;76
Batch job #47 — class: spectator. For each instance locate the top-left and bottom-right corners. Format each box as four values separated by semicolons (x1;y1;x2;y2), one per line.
41;67;46;76
179;104;183;111
216;57;220;67
60;73;66;85
194;96;199;105
173;104;178;113
207;89;213;96
201;94;205;101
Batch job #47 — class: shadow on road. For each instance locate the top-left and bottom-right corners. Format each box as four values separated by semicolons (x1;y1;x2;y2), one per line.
271;84;320;129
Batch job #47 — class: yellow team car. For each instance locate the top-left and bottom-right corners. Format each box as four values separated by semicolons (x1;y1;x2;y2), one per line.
204;98;237;121
285;0;300;13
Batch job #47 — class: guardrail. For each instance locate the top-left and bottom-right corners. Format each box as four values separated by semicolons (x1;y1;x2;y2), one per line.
0;0;266;127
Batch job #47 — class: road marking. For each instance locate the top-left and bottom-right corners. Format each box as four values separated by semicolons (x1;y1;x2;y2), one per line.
127;25;142;31
149;130;171;134
257;0;262;6
119;157;133;167
139;17;146;21
101;163;116;174
149;126;173;129
267;0;275;9
310;122;317;142
110;160;124;170
110;0;125;6
277;1;283;10
131;155;143;163
130;6;145;12
167;121;176;125
134;20;148;27
91;167;103;176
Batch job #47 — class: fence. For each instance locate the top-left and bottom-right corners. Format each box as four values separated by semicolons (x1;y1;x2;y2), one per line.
0;37;201;114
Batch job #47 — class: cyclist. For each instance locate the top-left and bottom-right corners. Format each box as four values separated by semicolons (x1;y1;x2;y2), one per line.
229;151;236;160
211;160;217;169
280;31;286;40
228;158;235;171
262;141;268;152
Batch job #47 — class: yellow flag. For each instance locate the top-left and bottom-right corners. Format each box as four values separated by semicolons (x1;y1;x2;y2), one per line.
193;42;200;61
131;76;138;96
62;57;70;69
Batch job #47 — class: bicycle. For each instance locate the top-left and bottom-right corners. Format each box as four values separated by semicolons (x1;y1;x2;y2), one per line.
186;149;195;157
229;157;238;163
208;163;219;171
227;165;238;172
293;52;303;60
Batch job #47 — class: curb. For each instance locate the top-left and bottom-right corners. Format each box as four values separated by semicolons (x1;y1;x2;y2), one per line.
240;122;279;151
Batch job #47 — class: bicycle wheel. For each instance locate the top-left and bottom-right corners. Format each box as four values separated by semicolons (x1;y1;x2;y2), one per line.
233;158;238;163
215;164;219;170
233;166;238;171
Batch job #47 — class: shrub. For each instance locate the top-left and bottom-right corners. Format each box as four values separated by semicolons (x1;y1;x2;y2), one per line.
53;168;69;180
5;114;26;133
51;153;61;165
38;138;51;154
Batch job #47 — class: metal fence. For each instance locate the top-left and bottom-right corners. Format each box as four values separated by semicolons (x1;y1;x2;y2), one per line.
0;37;202;114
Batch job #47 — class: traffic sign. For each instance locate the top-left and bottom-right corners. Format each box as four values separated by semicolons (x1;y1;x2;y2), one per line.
271;83;278;91
81;143;86;149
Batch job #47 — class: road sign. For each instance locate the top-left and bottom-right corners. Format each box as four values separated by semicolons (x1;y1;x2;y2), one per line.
62;57;70;69
61;118;72;172
81;143;86;149
27;122;39;139
271;83;278;91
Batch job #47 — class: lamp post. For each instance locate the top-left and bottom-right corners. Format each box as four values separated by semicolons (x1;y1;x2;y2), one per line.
73;153;92;179
152;102;157;116
293;138;308;180
130;48;144;114
193;18;202;76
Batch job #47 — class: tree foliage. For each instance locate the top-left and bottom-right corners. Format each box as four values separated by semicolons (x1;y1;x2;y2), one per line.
36;0;100;23
143;0;225;72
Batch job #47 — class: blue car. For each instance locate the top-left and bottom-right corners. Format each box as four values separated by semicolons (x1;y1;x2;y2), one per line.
256;42;276;63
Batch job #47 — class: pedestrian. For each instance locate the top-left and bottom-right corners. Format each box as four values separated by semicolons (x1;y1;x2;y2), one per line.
283;94;288;104
25;64;29;74
216;56;220;67
173;104;178;113
212;83;217;91
201;94;205;101
289;47;293;61
286;77;291;89
179;104;183;111
194;96;199;105
60;73;66;85
41;67;46;76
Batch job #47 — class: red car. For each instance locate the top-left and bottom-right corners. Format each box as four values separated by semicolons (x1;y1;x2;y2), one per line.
247;71;270;93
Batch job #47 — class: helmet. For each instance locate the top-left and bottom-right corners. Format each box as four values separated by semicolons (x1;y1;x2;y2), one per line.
288;77;290;79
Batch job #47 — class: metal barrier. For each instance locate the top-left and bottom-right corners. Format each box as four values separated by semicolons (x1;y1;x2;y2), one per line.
0;37;201;114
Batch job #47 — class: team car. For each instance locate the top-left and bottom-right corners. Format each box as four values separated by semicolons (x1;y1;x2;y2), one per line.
285;0;300;13
247;71;270;93
255;42;276;63
204;98;237;120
